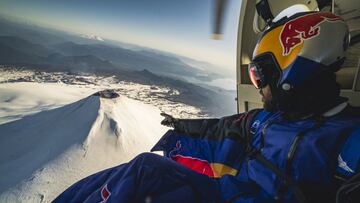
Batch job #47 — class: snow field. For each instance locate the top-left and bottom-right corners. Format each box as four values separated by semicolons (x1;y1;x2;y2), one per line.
0;82;169;202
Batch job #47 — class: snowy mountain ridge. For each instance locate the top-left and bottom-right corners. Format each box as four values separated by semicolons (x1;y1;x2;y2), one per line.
0;87;169;202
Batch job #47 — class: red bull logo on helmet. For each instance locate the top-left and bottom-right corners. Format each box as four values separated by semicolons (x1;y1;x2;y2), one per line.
280;12;342;56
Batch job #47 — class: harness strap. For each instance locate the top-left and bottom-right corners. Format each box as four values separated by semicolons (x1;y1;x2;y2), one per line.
277;116;326;200
245;113;306;203
250;150;306;203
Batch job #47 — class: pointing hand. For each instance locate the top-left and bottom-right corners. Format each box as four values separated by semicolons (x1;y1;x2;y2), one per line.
160;112;178;128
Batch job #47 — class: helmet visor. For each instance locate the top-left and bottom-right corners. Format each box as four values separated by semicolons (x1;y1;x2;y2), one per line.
248;63;263;89
248;53;281;89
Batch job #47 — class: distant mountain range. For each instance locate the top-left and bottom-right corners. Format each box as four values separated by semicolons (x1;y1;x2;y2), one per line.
0;17;236;116
0;35;218;80
0;17;226;81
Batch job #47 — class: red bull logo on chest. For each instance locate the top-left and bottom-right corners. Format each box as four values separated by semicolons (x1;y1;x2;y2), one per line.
280;12;342;56
100;184;111;203
168;140;238;178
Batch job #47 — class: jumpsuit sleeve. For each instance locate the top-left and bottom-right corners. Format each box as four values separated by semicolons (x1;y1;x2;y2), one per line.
173;109;262;142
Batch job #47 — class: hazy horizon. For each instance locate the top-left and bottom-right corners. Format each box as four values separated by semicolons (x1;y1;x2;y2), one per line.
0;0;241;72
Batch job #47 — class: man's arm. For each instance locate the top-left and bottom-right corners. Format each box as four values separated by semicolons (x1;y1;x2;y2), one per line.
161;109;262;142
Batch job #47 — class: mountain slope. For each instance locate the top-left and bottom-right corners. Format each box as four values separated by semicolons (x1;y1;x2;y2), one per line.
0;89;169;202
0;44;43;64
0;36;52;57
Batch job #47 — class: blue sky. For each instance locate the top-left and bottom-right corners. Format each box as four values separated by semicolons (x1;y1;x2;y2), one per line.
0;0;241;70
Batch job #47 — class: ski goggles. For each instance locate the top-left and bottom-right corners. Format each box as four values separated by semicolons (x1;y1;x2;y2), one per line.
248;53;281;89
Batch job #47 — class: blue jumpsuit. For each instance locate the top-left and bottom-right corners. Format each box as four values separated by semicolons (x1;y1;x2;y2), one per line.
54;106;360;203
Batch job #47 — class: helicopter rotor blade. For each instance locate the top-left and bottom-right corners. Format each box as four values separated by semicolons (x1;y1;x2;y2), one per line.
212;0;228;40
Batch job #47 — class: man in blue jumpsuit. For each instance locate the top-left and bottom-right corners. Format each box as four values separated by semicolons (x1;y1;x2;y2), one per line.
54;12;360;203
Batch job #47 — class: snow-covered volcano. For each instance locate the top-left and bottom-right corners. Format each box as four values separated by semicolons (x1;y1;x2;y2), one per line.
0;87;169;202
